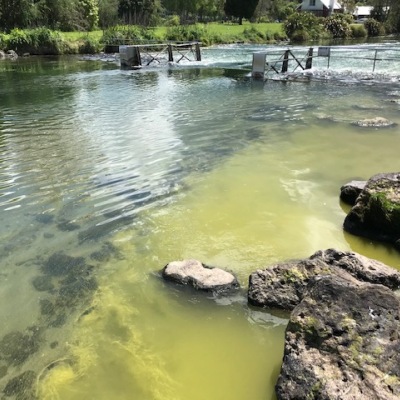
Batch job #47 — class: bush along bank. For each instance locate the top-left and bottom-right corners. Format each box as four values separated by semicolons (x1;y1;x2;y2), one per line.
0;24;288;56
284;12;386;42
0;18;388;57
0;28;102;56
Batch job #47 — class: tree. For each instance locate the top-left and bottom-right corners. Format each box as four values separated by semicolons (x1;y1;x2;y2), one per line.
79;0;99;30
371;0;400;31
98;0;119;28
0;0;34;31
118;0;161;26
224;0;259;24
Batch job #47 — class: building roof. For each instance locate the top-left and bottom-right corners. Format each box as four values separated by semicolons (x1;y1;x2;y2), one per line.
320;0;342;10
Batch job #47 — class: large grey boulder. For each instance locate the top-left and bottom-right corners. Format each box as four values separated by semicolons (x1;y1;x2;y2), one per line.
276;275;400;400
344;172;400;250
162;259;239;293
248;248;400;310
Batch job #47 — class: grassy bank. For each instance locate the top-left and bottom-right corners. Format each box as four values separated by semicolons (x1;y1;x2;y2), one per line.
1;22;285;55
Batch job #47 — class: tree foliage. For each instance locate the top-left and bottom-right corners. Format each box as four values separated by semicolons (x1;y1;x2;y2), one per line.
370;0;400;32
1;0;400;35
118;0;161;26
224;0;259;25
0;0;34;31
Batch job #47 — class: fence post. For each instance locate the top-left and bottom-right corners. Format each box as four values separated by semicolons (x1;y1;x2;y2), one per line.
133;46;142;67
305;47;313;69
281;50;290;73
372;49;378;72
195;42;201;61
167;44;174;62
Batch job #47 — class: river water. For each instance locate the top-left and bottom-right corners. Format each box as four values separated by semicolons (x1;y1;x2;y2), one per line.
1;43;400;399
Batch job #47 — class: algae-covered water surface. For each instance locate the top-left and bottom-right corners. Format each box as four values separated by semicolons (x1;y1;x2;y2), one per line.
1;46;400;399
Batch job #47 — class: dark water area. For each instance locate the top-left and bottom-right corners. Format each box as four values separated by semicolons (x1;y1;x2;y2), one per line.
1;46;400;399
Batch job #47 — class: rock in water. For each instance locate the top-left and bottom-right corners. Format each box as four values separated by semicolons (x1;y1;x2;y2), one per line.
248;248;400;310
343;172;400;249
162;259;239;293
340;180;366;205
276;275;400;400
353;117;396;128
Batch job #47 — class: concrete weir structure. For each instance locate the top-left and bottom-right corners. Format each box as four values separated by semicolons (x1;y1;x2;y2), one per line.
119;42;202;69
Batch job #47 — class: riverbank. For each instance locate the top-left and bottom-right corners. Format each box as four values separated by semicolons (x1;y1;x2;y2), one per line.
2;22;392;57
0;23;286;56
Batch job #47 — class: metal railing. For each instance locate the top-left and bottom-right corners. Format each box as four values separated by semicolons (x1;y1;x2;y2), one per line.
252;45;400;79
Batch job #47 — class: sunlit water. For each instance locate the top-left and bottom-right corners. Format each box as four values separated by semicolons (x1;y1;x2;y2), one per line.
1;43;400;399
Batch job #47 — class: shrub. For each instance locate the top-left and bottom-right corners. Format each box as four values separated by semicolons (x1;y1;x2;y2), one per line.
7;29;30;53
364;18;385;36
165;25;208;43
0;33;7;50
350;24;367;38
273;31;288;41
139;27;158;41
324;14;352;38
284;12;323;41
243;26;265;43
291;29;310;42
29;28;65;55
79;37;102;54
7;28;65;55
165;15;180;27
101;25;143;45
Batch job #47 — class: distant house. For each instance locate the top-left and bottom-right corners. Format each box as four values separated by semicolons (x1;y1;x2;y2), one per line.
353;6;373;20
353;6;373;19
299;0;343;17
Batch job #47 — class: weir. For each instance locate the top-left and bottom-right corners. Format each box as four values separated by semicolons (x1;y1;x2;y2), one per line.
119;41;201;69
252;45;400;80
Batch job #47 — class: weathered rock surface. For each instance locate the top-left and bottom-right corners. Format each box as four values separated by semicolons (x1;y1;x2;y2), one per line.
344;172;400;250
353;116;396;128
276;275;400;400
0;50;19;60
162;259;239;293
340;180;366;205
248;248;400;310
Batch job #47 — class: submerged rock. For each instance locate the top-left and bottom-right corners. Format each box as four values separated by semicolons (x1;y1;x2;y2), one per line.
3;370;36;398
0;327;42;366
276;275;400;400
352;116;396;128
162;259;239;293
343;172;400;250
35;213;54;224
41;252;86;277
340;180;366;205
248;248;400;310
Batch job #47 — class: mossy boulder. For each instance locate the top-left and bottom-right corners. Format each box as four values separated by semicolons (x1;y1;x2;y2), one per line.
248;248;400;310
276;275;400;399
343;172;400;250
340;180;366;205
